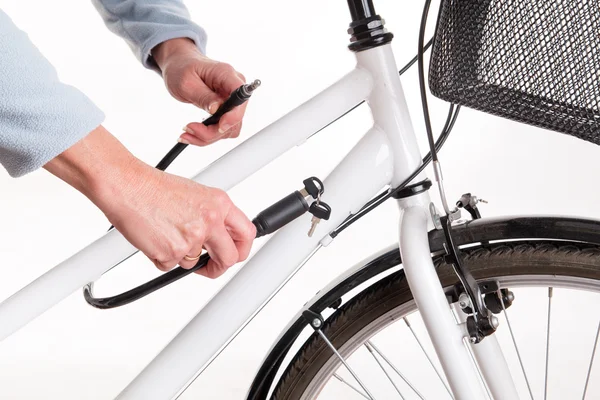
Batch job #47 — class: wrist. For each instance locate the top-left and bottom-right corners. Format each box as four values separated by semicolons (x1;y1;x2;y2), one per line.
152;38;201;70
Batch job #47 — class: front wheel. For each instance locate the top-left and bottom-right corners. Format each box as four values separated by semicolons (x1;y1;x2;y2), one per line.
273;241;600;399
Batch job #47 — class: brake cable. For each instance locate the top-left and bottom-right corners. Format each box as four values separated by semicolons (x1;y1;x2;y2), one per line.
417;0;496;343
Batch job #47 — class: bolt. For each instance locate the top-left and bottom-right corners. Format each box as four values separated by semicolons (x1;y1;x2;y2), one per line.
458;293;471;310
506;291;515;303
490;315;499;329
312;318;322;328
470;336;478;344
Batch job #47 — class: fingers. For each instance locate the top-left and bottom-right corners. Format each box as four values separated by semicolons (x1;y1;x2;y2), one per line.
217;102;247;139
151;258;177;273
178;244;205;270
182;120;244;145
208;68;246;136
186;62;244;112
196;227;239;279
225;205;256;262
195;205;255;279
177;63;248;144
207;63;246;96
179;127;220;146
181;78;223;114
150;254;180;273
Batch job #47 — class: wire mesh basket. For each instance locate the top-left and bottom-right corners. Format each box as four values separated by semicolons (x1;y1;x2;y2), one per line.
429;0;600;144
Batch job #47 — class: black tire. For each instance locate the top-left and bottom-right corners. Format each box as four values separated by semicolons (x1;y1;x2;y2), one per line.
272;240;600;399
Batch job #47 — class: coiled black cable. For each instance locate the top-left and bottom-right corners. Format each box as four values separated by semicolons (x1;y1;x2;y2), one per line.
85;36;459;309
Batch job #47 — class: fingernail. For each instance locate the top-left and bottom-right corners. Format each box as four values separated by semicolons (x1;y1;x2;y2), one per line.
178;137;190;144
183;126;196;136
209;102;219;114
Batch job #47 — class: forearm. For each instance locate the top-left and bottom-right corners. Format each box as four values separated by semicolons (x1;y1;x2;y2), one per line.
43;126;148;212
43;125;256;278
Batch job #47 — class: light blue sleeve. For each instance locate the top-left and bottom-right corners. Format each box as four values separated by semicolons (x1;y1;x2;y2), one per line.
91;0;208;71
0;2;205;177
0;10;105;177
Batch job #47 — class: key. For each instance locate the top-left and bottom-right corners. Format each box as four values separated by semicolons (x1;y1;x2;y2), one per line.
308;216;320;238
307;201;331;237
302;177;325;200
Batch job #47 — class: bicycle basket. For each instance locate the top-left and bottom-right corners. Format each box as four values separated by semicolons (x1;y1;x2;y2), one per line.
429;0;600;144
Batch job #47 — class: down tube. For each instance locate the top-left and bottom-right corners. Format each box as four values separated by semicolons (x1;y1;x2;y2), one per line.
0;68;371;342
116;127;394;400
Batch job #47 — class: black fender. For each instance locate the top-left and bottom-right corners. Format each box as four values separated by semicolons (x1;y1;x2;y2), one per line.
246;215;600;399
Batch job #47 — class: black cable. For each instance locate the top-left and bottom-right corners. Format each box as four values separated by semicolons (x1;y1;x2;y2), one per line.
156;79;262;171
87;223;266;309
89;36;452;309
418;0;437;163
84;253;212;309
399;38;434;75
86;188;315;309
414;0;487;333
155;40;434;174
331;104;459;238
108;80;262;231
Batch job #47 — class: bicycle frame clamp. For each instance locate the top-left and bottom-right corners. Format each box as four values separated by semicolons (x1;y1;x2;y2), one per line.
390;178;432;199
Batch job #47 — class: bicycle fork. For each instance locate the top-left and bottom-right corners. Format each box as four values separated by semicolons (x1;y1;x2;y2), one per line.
398;193;519;400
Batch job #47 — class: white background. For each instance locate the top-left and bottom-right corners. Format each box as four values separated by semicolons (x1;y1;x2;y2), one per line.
1;0;600;399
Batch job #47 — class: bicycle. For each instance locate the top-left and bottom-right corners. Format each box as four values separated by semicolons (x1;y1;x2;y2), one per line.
2;0;600;399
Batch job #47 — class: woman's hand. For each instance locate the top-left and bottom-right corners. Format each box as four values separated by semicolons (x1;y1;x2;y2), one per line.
152;38;248;146
44;125;255;278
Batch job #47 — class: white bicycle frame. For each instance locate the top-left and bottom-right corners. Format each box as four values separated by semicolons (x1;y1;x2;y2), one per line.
0;43;520;399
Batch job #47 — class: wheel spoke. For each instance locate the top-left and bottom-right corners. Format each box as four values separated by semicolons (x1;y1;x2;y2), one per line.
333;373;371;399
316;330;376;399
582;320;600;399
404;317;454;398
544;287;553;400
499;289;535;400
364;342;405;399
367;341;425;399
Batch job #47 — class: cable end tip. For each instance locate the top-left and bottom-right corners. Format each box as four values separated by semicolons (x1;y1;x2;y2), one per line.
239;79;261;98
248;79;261;91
